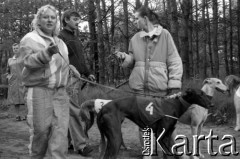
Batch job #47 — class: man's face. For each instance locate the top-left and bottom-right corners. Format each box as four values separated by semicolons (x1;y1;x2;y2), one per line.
134;12;146;31
12;45;19;54
65;15;80;30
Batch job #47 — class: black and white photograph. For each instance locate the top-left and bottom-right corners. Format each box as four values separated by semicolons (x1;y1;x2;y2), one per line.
0;0;240;159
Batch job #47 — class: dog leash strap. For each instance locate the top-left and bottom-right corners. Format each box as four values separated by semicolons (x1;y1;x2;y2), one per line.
54;42;165;98
164;115;178;120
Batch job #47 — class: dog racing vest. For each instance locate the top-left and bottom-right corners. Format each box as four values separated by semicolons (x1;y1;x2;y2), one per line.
136;97;180;127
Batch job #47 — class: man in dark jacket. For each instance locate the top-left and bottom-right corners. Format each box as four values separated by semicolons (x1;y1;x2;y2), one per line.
59;9;95;156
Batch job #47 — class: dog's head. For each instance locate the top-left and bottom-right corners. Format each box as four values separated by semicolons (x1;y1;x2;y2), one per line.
182;88;213;109
79;99;96;138
79;99;112;137
202;78;228;96
224;75;240;96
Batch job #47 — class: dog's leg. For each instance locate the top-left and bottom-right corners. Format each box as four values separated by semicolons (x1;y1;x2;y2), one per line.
99;114;122;159
234;113;240;131
234;95;240;131
156;119;181;159
120;136;131;150
104;125;122;158
120;118;131;150
197;124;205;159
99;130;106;154
97;115;107;159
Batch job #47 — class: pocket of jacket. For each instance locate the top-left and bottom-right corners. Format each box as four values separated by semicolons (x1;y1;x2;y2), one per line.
129;67;144;91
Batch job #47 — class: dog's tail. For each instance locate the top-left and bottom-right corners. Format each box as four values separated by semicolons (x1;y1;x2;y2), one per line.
80;99;96;138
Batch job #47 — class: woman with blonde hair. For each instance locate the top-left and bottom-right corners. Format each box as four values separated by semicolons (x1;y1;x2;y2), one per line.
20;4;70;159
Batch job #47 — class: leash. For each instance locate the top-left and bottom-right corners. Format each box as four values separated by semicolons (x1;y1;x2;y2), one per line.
54;45;166;98
163;97;191;120
53;39;172;98
164;115;178;120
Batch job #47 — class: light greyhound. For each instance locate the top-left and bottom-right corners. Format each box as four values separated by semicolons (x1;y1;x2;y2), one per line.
224;75;240;131
178;78;227;158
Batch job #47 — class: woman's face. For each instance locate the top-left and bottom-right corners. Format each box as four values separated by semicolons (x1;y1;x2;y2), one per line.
38;8;57;36
134;12;147;31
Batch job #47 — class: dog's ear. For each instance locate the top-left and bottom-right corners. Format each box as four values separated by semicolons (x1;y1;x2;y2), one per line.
202;78;211;85
185;88;194;95
79;99;95;122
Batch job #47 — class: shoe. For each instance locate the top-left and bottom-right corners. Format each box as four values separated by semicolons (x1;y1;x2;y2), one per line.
68;144;74;150
22;116;27;121
16;116;22;121
78;145;93;156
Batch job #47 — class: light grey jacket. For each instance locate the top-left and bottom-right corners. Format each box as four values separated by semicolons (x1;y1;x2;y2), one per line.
122;25;183;93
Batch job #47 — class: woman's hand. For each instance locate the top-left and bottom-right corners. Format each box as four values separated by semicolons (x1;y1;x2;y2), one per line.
47;43;59;56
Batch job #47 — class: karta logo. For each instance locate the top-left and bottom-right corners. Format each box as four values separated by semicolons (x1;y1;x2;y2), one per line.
142;128;239;157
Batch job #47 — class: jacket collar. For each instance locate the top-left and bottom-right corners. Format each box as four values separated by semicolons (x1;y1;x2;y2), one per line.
139;25;163;39
35;28;58;44
63;27;76;35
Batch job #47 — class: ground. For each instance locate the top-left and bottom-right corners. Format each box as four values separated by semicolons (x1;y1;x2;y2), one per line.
0;107;240;159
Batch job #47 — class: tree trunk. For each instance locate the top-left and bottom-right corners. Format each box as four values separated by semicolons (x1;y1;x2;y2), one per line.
181;0;191;79
101;0;111;84
202;0;208;78
168;0;180;51
223;0;229;76
88;0;99;81
110;0;115;84
144;0;148;7
189;1;193;77
229;0;234;74
212;0;219;77
238;0;240;74
96;0;106;84
135;0;141;9
206;0;213;75
123;0;129;53
195;0;200;75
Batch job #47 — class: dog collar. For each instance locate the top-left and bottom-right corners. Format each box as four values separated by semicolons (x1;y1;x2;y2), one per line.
178;97;191;108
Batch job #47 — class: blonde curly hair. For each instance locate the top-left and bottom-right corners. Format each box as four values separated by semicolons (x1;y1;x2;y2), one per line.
31;4;60;36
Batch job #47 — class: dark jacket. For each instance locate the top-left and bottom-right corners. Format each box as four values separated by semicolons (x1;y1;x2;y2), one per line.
59;28;90;77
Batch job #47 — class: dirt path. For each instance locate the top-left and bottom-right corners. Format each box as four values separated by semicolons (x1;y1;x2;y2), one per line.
0;113;240;159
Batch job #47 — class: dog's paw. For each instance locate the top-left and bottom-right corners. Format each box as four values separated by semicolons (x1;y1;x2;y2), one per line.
199;153;205;158
181;154;199;159
120;145;131;150
234;126;240;131
124;146;131;150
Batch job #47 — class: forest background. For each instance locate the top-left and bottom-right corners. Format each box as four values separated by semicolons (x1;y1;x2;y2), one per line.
0;0;239;85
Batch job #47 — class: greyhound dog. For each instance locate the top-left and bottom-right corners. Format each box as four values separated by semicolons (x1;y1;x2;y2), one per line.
79;99;129;149
224;75;240;131
96;88;212;159
80;78;226;158
178;78;227;158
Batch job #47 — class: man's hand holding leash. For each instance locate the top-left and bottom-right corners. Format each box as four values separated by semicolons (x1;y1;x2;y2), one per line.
114;51;127;64
88;74;96;82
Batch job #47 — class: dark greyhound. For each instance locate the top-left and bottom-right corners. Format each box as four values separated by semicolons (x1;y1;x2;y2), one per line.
96;88;213;159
